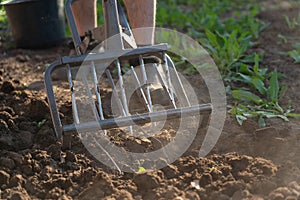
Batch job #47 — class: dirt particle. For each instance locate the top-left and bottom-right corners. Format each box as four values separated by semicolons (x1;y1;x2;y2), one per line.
229;156;250;173
15;131;33;150
68;189;79;197
185;190;200;200
21;164;33;176
78;172;115;199
268;192;285;200
288;181;300;193
18;121;36;133
231;189;252;200
8;174;25;187
161;164;179;179
199;173;212;187
251;179;277;195
47;143;61;161
35;126;56;148
221;180;245;197
1;81;15;93
16;55;30;62
53;177;73;189
0;170;10;185
209;191;230;200
0;111;14;122
251;158;277;176
0;118;9;134
158;185;181;199
237;171;254;182
0;157;15;169
3;187;30;200
6;151;24;165
28;99;49;121
0;106;15;116
45;187;68;199
65;150;78;162
115;189;133;200
133;171;161;191
0;135;14;150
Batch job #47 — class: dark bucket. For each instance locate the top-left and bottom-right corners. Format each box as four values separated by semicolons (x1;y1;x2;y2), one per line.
1;0;65;48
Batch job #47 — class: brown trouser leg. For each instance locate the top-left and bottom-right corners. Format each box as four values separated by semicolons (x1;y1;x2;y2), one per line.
71;0;97;36
124;0;156;45
72;0;156;45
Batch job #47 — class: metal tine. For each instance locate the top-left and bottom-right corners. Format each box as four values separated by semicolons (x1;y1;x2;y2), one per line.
163;52;176;105
153;64;177;109
91;61;107;135
116;59;133;134
166;54;191;107
130;66;151;112
139;55;156;126
139;55;153;112
67;64;80;125
105;69;126;116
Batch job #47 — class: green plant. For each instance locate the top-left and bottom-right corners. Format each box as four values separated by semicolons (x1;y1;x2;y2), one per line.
156;0;299;126
134;159;146;173
0;6;8;30
288;43;300;63
229;66;299;127
284;14;300;30
202;30;252;75
37;119;47;129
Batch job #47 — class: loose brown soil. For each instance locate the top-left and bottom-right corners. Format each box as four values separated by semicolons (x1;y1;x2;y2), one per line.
0;2;299;200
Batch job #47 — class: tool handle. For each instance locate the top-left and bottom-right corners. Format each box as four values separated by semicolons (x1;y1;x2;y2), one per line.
65;0;82;54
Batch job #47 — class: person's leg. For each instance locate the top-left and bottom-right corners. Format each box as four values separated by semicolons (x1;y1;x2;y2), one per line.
71;0;97;37
123;0;156;46
123;1;170;105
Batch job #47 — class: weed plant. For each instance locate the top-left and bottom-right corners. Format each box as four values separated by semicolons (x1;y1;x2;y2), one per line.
156;0;299;126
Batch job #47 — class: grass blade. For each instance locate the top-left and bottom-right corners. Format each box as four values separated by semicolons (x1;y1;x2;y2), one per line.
232;90;262;104
268;70;279;102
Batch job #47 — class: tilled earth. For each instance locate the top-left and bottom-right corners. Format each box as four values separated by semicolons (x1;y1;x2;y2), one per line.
0;2;300;200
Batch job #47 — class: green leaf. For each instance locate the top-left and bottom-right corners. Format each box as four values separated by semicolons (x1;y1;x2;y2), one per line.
268;70;279;102
205;29;219;48
239;64;252;74
286;113;300;117
279;85;288;98
138;167;146;173
253;53;260;73
232;90;263;104
237;73;252;83
288;50;300;63
277;115;289;121
258;116;266;127
236;114;247;125
251;77;266;95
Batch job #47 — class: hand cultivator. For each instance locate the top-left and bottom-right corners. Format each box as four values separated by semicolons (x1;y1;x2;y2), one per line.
44;0;212;149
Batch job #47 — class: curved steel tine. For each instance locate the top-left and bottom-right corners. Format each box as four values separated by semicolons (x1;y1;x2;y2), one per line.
154;64;177;109
139;55;157;126
166;54;191;107
139;55;153;112
162;53;175;104
91;61;107;135
67;64;80;125
130;66;151;112
116;59;133;134
106;69;126;116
